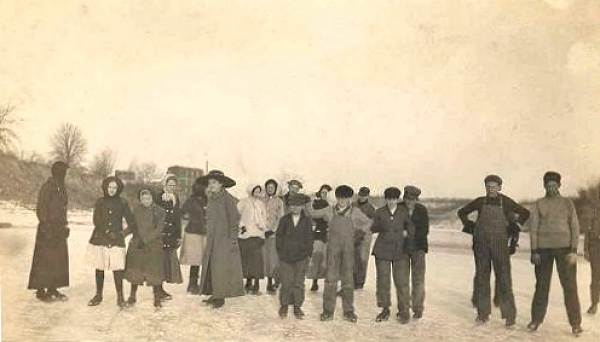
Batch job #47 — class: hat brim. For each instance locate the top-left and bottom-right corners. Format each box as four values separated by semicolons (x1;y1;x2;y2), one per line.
198;174;236;188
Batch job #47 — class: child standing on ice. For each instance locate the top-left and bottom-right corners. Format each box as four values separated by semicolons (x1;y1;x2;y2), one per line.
86;176;136;308
276;193;313;319
124;188;166;308
320;185;372;323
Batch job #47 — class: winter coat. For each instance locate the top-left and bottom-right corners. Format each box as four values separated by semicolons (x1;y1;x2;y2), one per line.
401;202;430;253
276;212;314;263
237;185;268;239
89;177;135;248
264;195;285;232
355;200;377;219
124;204;165;286
28;177;70;290
311;198;331;243
371;205;416;261
156;191;182;250
199;189;244;298
181;195;207;235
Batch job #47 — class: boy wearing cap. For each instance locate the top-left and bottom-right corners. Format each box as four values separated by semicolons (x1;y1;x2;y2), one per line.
371;187;415;324
458;175;529;326
320;185;372;323
401;185;429;319
528;172;583;336
276;194;314;319
353;186;376;289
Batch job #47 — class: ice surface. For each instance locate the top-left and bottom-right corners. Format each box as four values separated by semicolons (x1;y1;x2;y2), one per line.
0;203;598;341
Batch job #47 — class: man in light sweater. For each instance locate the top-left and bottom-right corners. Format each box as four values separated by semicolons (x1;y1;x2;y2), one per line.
528;171;583;336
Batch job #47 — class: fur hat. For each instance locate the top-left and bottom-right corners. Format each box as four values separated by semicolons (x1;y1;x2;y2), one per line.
335;185;354;199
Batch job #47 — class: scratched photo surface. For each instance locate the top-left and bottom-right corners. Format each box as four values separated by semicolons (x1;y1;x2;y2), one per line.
1;1;600;341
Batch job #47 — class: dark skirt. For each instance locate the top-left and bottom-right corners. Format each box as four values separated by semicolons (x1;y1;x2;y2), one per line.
162;249;183;284
124;240;163;286
238;237;265;279
28;229;70;290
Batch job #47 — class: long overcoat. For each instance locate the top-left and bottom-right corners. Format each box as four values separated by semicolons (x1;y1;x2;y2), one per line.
199;190;245;298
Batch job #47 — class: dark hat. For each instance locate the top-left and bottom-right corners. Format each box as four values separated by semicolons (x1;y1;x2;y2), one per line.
543;171;561;185
51;161;69;181
384;187;402;199
198;170;236;188
403;185;421;199
318;184;333;193
335;185;354;198
192;177;207;197
288;193;310;206
101;176;124;198
287;179;303;189
265;179;278;189
484;174;503;185
358;187;370;197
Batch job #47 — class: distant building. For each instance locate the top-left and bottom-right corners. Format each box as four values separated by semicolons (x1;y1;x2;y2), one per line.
166;165;204;202
115;170;136;184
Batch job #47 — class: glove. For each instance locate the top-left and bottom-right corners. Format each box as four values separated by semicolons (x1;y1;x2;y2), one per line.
508;235;519;255
530;252;541;266
462;221;475;235
240;226;247;234
265;230;275;239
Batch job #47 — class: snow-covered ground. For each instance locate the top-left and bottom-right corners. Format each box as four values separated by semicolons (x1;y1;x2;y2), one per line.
1;203;598;342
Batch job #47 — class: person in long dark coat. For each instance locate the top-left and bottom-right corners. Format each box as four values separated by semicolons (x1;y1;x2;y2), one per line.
124;187;166;308
155;174;184;300
198;170;244;308
28;161;71;302
86;176;136;308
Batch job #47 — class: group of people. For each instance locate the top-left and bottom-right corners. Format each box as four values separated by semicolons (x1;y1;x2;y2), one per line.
26;162;600;336
458;172;599;336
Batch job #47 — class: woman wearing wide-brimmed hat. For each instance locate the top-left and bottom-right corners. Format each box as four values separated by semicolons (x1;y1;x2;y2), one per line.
198;170;244;308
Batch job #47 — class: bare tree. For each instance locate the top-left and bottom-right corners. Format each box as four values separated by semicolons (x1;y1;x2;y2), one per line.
129;160;160;183
90;148;117;178
0;103;19;153
50;122;87;166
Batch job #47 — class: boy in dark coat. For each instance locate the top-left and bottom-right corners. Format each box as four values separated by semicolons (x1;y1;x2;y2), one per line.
28;161;70;302
320;185;372;323
276;193;313;319
401;186;429;319
458;175;530;326
371;187;415;324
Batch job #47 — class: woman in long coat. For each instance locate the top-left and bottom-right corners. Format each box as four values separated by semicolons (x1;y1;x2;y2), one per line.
86;176;136;308
262;179;285;294
199;170;244;308
155;174;184;300
124;187;165;308
28;161;70;302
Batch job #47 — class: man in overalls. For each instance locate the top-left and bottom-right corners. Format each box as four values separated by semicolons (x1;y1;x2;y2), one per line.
457;175;530;326
320;185;372;323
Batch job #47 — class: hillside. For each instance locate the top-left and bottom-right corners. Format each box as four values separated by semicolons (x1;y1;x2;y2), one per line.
0;153;102;209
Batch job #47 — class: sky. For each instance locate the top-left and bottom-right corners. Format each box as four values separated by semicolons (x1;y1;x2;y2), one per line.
1;0;600;200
